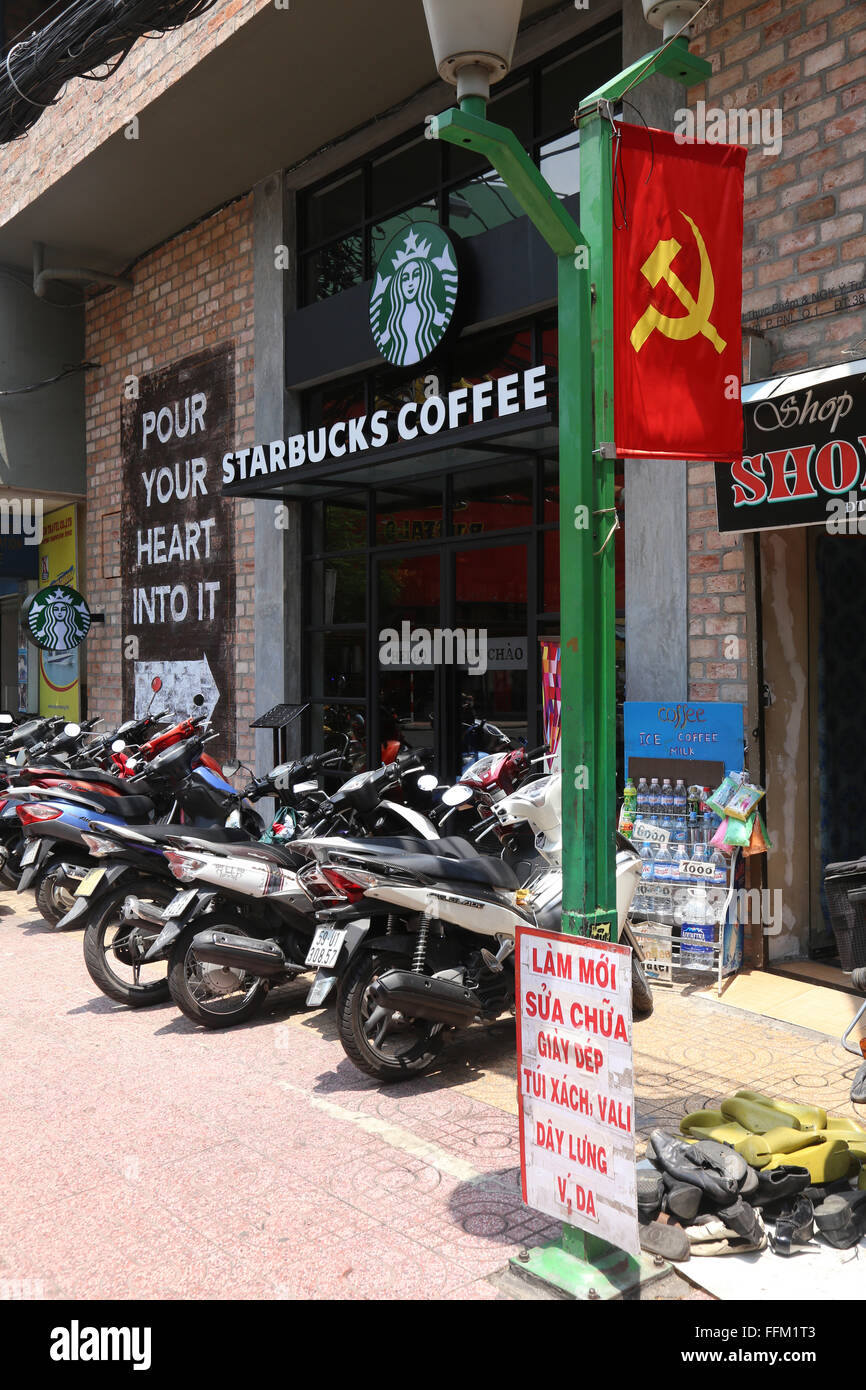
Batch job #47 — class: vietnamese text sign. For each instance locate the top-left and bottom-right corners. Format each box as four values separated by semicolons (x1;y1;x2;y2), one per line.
516;927;638;1257
624;700;744;772
121;346;236;754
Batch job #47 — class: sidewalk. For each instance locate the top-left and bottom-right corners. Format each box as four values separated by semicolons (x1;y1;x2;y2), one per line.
1;887;862;1301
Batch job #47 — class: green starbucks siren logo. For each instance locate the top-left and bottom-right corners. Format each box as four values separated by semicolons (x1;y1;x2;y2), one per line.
26;584;92;651
370;224;459;367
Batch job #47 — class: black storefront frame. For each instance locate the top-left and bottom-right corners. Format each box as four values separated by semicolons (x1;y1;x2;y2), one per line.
302;453;559;774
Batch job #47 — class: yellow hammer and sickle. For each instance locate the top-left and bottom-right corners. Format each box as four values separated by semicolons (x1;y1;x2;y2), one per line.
630;211;726;355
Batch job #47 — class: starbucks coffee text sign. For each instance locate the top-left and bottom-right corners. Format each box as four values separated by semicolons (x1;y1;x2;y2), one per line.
516;926;639;1257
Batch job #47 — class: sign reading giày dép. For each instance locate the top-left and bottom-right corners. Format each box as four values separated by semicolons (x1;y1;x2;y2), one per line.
516;927;639;1258
221;365;549;486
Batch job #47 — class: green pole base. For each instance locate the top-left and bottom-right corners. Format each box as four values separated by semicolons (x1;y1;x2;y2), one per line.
510;1231;668;1301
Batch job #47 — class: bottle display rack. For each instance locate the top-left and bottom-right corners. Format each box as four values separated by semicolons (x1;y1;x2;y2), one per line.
628;848;742;995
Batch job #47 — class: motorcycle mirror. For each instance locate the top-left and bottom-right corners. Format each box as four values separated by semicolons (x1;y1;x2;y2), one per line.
63;722;81;737
0;713;13;725
417;774;438;793
441;784;473;807
111;739;126;753
222;760;241;777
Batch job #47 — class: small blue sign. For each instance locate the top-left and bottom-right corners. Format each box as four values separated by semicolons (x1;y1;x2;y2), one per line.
624;700;745;772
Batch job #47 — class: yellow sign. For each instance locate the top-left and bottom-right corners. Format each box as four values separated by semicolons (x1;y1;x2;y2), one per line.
630;211;726;355
38;505;80;722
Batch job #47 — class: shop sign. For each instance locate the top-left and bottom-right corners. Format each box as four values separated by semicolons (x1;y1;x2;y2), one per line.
221;365;549;485
25;584;91;651
35;504;81;722
516;926;639;1257
624;700;744;771
121;346;236;752
369;224;458;368
715;370;865;533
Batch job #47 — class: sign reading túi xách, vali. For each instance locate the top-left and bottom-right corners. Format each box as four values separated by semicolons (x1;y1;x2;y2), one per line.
220;365;550;486
516;926;639;1258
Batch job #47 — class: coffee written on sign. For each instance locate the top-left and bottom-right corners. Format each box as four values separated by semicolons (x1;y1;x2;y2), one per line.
516;928;639;1258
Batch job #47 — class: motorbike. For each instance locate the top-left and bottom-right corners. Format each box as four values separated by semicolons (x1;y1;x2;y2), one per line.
153;751;444;1028
293;764;649;1081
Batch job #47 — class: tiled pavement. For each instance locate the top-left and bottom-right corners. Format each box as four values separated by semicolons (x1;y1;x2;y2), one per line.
1;886;863;1301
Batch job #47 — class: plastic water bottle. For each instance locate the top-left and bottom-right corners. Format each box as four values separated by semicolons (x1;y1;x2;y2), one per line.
661;778;674;814
673;816;687;845
687;810;699;847
637;777;649;817
674;842;690;884
702;809;714;843
649;777;660;815
692;843;707;864
660;816;674;841
677;886;716;968
710;848;727;886
674;779;687;816
639;844;656;882
654;843;672;885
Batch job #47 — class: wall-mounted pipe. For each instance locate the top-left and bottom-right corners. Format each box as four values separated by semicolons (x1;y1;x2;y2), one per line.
32;242;132;299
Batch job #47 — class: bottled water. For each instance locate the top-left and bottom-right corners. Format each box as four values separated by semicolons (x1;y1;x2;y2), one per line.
654;843;672;885
674;842;690;884
661;778;674;814
702;809;714;843
710;849;727;885
692;843;707;864
637;777;650;817
676;886;716;968
649;778;660;815
674;779;687;816
673;816;687;845
687;810;699;847
639;844;656;881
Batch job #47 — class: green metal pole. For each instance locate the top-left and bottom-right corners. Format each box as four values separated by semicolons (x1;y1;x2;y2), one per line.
426;35;711;1298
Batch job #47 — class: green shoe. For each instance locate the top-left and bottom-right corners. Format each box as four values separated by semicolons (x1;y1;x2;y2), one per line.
734;1090;827;1132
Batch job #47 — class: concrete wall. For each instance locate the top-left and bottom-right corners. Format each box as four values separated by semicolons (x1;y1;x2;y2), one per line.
0;273;85;496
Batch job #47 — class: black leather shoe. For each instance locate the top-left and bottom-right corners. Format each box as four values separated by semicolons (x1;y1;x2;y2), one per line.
755;1165;811;1208
649;1130;740;1206
768;1196;815;1255
661;1171;702;1222
814;1190;866;1249
637;1173;664;1223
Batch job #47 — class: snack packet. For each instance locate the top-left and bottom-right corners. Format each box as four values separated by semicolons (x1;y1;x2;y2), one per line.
706;774;740;817
723;812;755;848
725;781;766;822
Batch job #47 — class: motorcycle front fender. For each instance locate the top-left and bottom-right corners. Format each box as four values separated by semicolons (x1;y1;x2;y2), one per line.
303;918;377;1009
143;890;218;962
17;837;51;892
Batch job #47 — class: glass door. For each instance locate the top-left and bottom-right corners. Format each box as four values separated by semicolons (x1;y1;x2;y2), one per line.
375;550;441;765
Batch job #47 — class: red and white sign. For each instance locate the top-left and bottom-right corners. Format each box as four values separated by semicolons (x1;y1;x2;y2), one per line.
516;927;639;1257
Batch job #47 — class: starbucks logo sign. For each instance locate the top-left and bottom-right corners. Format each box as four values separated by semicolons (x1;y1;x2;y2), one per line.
370;224;459;367
26;584;92;651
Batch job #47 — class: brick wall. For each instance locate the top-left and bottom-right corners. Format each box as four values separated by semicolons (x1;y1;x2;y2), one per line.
0;1;270;228
685;0;866;705
84;195;257;765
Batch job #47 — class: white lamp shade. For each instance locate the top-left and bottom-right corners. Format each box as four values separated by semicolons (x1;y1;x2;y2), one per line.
422;0;523;87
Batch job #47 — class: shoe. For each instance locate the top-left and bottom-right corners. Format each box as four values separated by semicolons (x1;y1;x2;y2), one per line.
739;1164;759;1200
637;1173;664;1223
686;1209;768;1256
680;1111;751;1144
718;1197;765;1243
662;1171;702;1222
851;1062;866;1106
802;1177;854;1205
755;1165;812;1207
639;1219;690;1262
764;1139;851;1185
768;1196;815;1256
649;1130;740;1206
733;1090;827;1132
689;1138;750;1187
813;1190;866;1249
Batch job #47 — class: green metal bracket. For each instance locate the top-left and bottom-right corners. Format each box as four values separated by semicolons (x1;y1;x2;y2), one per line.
579;36;712;110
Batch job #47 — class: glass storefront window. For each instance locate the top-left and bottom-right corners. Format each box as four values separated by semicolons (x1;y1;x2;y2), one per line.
542;528;559;614
303;236;363;302
324;495;367;552
370;203;440;270
378;552;441;633
450;327;533;391
452;461;533;535
539;33;621;138
540;132;580;200
304;169;364;246
372;138;441;217
542;458;559;523
309;557;366;626
376;481;443;546
310;631;366;699
446;175;523;240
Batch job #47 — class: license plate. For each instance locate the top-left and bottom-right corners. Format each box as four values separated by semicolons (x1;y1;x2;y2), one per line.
20;840;40;866
305;927;347;969
165;888;197;918
76;867;106;897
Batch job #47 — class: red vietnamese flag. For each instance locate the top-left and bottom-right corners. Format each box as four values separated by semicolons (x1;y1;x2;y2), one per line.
612;123;746;461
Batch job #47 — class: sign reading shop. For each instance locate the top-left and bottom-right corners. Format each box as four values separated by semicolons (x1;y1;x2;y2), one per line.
714;369;865;533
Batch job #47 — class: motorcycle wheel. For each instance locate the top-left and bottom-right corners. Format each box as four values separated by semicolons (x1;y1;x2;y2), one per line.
337;951;444;1082
35;865;77;927
632;956;654;1019
167;921;268;1030
83;878;177;1007
0;831;24;889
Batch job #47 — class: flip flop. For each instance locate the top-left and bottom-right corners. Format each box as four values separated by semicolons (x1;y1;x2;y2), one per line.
734;1091;827;1132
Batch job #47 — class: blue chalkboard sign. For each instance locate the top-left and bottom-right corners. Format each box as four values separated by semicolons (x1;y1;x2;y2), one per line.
624;700;745;780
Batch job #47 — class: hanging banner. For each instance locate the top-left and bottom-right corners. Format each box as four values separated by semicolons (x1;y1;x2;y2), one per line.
121;345;236;754
539;637;561;757
37;505;80;722
516;927;639;1257
613;123;746;462
715;368;865;533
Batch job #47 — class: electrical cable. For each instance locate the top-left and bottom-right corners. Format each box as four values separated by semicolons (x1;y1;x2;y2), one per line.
0;361;99;395
0;1;221;144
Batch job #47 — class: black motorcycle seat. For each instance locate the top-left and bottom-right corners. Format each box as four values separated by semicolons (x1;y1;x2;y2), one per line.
51;768;132;791
384;851;520;891
117;823;253;845
313;835;480;861
111;795;157;819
